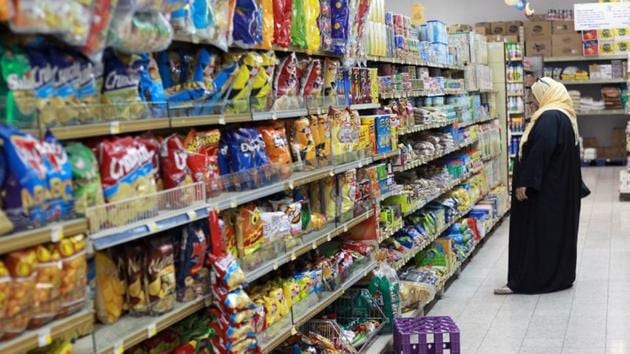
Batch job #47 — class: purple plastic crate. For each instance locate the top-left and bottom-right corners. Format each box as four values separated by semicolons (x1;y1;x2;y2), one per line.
394;316;460;354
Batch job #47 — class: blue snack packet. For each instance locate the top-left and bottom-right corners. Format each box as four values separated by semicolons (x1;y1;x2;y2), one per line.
41;130;74;222
232;0;262;48
0;125;49;229
24;45;56;127
138;53;167;117
331;0;350;55
229;128;256;190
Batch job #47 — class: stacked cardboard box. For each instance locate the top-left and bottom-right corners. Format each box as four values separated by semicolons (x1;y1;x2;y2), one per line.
525;20;552;56
476;21;521;43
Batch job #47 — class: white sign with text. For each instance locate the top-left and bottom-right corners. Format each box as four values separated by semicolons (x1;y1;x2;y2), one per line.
574;2;630;31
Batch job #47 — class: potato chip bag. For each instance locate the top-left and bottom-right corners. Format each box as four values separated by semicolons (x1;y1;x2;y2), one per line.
288;117;316;169
250;51;276;109
138;54;167;117
95;250;126;324
338;169;356;217
221;209;239;258
75;55;101;123
291;0;307;48
101;50;147;121
146;236;176;315
136;133;162;190
0;126;49;230
318;0;332;51
29;244;61;328
322;58;339;97
81;0;119;61
309;181;321;214
273;0;292;48
0;47;36;128
259;0;273;49
48;47;81;127
259;123;292;171
322;176;336;221
304;0;321;52
300;59;323;97
123;243;149;315
184;129;222;196
274;53;299;98
160;134;193;190
236;203;264;257
174;220;210;302
4;249;36;339
232;0;262;48
331;0;350;55
41;130;74;222
24;46;56;127
208;0;237;52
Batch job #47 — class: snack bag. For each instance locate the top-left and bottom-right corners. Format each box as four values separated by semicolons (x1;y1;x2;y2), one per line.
123;242;149;315
304;0;321;52
48;47;81;127
235;203;264;257
321;176;336;221
138;54;167;117
309;181;322;214
0;0;12;21
288;117;316;169
81;0;119;61
259;123;292;177
248;127;272;182
136;133;162;190
208;0;238;51
101;50;148;121
260;211;291;243
146;236;176;315
259;0;273;49
273;0;292;47
0;261;10;338
232;0;262;48
75;55;102;123
322;58;339;97
300;59;323;97
290;0;307;48
329;107;350;160
318;0;332;51
207;254;245;291
331;0;350;55
108;7;173;54
0;47;37;128
0;126;49;230
184;129;222;196
24;46;56;128
160;134;193;190
174;221;210;302
250;51;276;110
221;210;239;258
226;52;261;112
338;169;357;219
317;114;332;164
41;131;74;222
95;250;127;324
3;249;36;339
29;245;62;328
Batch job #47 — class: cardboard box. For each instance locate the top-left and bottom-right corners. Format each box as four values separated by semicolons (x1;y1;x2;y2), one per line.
506;21;523;35
503;35;519;43
491;22;507;35
526;40;552;56
552;34;582;57
583;40;599;56
475;22;491;35
525;21;551;40
448;24;473;33
551;21;575;34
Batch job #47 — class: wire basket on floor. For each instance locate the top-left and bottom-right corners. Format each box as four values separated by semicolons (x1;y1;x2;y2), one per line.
302;288;388;353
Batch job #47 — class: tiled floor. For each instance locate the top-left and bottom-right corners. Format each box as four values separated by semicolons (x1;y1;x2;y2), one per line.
428;167;630;354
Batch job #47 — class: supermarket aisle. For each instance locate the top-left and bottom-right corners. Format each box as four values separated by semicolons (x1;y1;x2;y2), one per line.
429;167;629;354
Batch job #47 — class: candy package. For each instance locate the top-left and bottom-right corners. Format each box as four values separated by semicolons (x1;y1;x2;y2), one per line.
95;250;127;324
41;131;74;222
291;0;306;48
208;0;237;51
289;118;316;170
174;220;210;302
331;0;350;55
30;245;61;328
235;203;264;257
3;249;36;339
0;126;49;230
273;0;292;47
146;236;176;315
108;6;173;54
259;123;292;177
101;50;148;120
304;0;321;52
300;59;323;97
232;0;262;48
318;0;332;51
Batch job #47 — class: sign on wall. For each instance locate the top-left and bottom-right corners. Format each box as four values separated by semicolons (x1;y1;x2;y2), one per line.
574;2;630;31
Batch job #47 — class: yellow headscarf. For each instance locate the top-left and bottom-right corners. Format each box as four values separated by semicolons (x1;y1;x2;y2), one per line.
519;77;580;157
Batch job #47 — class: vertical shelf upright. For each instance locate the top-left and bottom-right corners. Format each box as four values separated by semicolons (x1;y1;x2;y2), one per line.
488;42;510;189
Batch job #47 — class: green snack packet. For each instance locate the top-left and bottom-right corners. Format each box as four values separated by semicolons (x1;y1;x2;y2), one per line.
291;0;307;48
0;47;36;128
66;143;105;215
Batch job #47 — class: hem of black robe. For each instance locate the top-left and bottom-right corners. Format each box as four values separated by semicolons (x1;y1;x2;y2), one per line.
506;281;574;295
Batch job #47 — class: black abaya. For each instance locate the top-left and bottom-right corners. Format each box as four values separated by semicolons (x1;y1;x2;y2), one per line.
508;110;582;294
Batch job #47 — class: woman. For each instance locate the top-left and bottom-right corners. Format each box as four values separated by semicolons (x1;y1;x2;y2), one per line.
495;77;588;295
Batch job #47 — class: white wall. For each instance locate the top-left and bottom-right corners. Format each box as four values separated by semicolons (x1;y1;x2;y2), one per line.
387;0;586;25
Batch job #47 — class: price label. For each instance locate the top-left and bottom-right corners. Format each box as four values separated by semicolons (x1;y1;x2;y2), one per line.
272;113;278;120
291;327;298;335
147;222;159;233
37;328;51;347
317;107;322;115
326;234;331;242
290;253;296;261
204;296;213;307
186;210;198;220
288;181;294;190
218;115;226;125
230;199;238;208
147;323;157;338
312;242;317;250
343;225;348;232
50;224;63;242
110;121;121;135
329;170;335;177
114;341;125;354
273;262;278;271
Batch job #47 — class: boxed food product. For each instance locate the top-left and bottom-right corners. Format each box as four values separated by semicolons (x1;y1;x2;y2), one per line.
582;30;598;41
526;40;552;56
505;21;523;35
475;22;491;35
598;29;615;41
583;40;599;56
599;40;616;55
525;21;551;40
490;22;506;35
551;21;575;34
615;28;630;41
552;33;582;57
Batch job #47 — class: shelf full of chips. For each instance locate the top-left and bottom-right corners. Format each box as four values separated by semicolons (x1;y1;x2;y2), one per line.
0;219;88;255
393;137;480;173
366;56;466;71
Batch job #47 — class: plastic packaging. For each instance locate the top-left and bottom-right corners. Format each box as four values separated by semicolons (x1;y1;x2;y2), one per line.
0;0;13;21
208;0;237;51
232;0;262;48
291;0;306;48
29;245;62;328
304;0;321;52
56;236;88;318
259;0;273;49
330;0;350;55
3;249;36;339
235;203;264;257
146;236;176;315
108;9;173;54
272;0;292;47
318;0;332;51
95;250;127;324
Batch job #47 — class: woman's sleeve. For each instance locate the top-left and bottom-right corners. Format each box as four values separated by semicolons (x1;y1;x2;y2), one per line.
516;112;559;191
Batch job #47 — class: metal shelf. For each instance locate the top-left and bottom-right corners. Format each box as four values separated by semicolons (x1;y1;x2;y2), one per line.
365;55;465;70
50;118;171;140
0;310;93;353
544;54;629;62
393;138;479;173
0;218;88;255
577;109;627;116
560;78;627;85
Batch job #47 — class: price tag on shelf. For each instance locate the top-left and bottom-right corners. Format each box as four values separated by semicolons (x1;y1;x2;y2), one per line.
317;107;322;115
326;234;331;242
147;323;157;338
37;327;51;347
186;210;198;220
218;114;226;125
273;262;278;271
290;253;296;261
288;180;294;190
147;222;159;233
114;341;125;354
343;225;348;232
312;242;317;250
110;121;121;135
291;327;298;335
272;113;278;120
50;224;63;242
230;199;237;208
329;170;335;177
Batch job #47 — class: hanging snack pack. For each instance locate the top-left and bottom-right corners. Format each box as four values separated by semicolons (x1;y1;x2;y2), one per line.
331;0;350;55
304;0;321;52
174;220;210;302
101;50;148;121
273;0;292;48
289;118;316;170
300;59;323;97
0;126;49;230
232;0;262;48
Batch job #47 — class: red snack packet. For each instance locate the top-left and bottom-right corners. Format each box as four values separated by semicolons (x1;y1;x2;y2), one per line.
160;134;193;190
274;53;299;97
136;133;162;190
300;59;323;97
272;0;293;48
184;129;222;196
